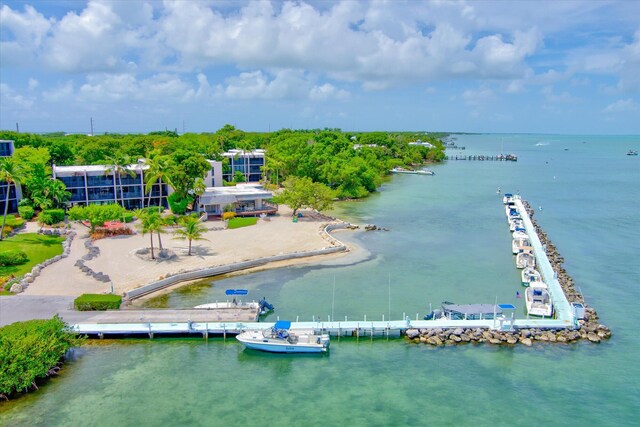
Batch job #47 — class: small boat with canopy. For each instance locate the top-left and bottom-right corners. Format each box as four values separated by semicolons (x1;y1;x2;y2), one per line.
236;321;330;353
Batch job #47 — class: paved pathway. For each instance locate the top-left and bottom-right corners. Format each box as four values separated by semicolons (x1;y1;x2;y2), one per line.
0;295;258;327
0;295;75;326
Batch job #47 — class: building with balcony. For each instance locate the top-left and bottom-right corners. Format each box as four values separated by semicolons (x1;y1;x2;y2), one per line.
52;163;169;210
222;149;265;183
197;184;277;218
0;140;22;214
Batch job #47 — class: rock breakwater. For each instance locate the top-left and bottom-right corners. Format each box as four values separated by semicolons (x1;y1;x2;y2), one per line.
406;198;611;347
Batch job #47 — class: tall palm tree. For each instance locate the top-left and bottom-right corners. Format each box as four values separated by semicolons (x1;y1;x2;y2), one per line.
144;152;174;213
106;154;135;220
0;157;21;240
149;212;166;251
173;216;208;256
134;209;156;260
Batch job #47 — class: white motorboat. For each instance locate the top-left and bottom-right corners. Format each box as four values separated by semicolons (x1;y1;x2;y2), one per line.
516;250;536;269
509;218;524;232
236;321;330;353
195;297;274;316
390;167;435;175
503;193;514;204
525;285;553;317
513;230;528;240
521;267;542;287
512;237;532;254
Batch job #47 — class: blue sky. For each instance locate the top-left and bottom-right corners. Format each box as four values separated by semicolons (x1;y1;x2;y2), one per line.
1;0;639;134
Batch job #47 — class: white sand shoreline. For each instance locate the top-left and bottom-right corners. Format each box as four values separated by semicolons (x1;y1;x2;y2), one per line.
22;205;359;298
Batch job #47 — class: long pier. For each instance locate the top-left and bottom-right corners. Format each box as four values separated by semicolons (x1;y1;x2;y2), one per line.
445;154;517;161
69;196;576;339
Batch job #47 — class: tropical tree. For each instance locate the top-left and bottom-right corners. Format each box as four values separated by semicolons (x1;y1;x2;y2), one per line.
0;157;21;240
148;211;166;251
144;152;174;212
173;216;208;256
46;179;71;208
275;176;335;215
134;209;157;259
105;154;135;222
68;204;125;233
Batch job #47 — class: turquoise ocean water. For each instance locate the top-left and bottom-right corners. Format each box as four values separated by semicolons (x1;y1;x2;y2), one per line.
1;134;639;426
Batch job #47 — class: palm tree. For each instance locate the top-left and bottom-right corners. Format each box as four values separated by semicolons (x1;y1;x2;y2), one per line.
106;154;135;220
46;179;71;208
144;152;174;213
149;212;166;251
173;216;208;256
134;209;156;260
0;157;21;240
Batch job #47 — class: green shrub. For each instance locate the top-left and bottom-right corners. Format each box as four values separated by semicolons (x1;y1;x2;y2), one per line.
18;198;33;207
2;225;12;236
38;209;65;225
123;211;135;223
18;205;35;221
167;193;189;215
5;214;25;228
74;294;122;311
0;316;84;398
228;217;257;229
0;250;28;267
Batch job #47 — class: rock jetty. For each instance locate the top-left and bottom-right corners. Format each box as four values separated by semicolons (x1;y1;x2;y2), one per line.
405;199;611;347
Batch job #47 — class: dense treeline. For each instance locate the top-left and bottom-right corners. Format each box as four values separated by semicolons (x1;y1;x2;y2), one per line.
0;126;444;200
0;316;84;399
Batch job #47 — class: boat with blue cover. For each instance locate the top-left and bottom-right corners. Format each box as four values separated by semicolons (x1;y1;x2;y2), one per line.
236;321;330;353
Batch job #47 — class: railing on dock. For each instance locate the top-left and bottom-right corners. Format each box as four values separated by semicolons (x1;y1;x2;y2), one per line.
445;154;517;161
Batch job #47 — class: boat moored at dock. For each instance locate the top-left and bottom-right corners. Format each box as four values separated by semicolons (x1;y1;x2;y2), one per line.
525;285;553;317
516;250;536;269
390;167;435;175
521;267;542;287
513;237;532;254
236;321;330;353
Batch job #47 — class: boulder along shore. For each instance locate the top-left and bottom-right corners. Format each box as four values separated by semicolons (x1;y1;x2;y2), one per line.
405;199;611;347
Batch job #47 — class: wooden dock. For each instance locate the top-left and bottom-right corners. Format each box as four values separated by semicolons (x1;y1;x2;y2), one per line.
445;154;517;161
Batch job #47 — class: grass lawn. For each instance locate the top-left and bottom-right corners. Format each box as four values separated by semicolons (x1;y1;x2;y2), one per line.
228;217;258;229
0;233;65;278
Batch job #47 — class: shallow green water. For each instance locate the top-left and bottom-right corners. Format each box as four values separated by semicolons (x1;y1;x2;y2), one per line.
2;134;639;426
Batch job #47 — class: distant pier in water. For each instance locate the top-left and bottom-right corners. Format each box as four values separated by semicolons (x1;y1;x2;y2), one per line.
445;154;518;162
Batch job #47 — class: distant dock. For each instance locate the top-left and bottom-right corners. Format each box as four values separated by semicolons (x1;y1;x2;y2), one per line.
445;154;517;161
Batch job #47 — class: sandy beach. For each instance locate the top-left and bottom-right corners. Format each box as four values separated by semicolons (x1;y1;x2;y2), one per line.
22;205;353;297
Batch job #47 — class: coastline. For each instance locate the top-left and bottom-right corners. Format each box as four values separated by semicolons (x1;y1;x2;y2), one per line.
19;205;357;299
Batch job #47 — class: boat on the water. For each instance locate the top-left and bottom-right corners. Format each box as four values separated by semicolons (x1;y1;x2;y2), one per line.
503;193;515;204
513;229;528;240
195;296;274;316
627;150;638;156
236;321;330;353
525;285;553;317
516;250;536;269
509;218;524;232
521;267;542;287
424;302;503;321
512;237;532;254
390;167;435;175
